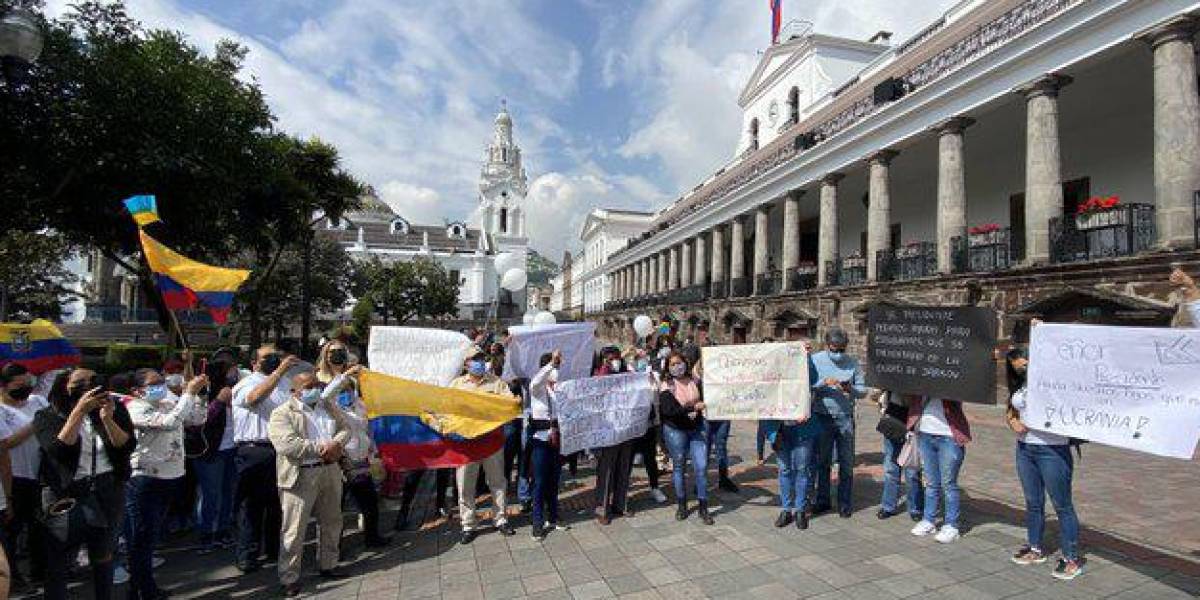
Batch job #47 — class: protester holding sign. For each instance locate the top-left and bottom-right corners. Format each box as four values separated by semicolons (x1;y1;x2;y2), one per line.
764;350;819;530
658;353;713;525
876;390;923;522
906;394;972;544
1006;347;1084;580
810;328;866;518
591;347;636;525
527;351;565;541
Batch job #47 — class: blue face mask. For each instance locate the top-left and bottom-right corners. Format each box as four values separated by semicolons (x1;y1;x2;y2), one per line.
336;390;354;408
827;351;845;361
300;388;322;406
635;359;649;372
467;360;488;376
143;384;167;402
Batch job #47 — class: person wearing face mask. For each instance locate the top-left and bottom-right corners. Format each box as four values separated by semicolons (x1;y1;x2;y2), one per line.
527;351;566;540
810;327;866;519
124;368;205;600
591;346;636;525
193;359;238;554
0;363;50;588
658;352;713;524
316;341;391;549
34;368;135;600
230;345;298;572
269;371;353;597
624;348;667;504
447;350;518;543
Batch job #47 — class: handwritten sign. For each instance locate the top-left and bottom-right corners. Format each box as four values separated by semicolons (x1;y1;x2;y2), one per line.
1025;323;1200;459
553;372;654;455
701;342;810;419
367;327;472;386
503;323;596;383
867;306;997;404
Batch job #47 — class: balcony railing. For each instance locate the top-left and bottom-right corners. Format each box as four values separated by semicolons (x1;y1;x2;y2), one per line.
828;255;867;287
786;265;818;292
1050;204;1156;264
951;228;1015;273
730;277;750;298
711;281;728;300
877;242;937;282
755;270;782;296
678;285;709;304
85;305;213;324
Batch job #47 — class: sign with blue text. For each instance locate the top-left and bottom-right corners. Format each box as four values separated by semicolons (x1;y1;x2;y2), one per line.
553;372;655;455
702;342;810;419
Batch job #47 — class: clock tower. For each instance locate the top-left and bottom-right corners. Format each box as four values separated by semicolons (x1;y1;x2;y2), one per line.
477;100;531;312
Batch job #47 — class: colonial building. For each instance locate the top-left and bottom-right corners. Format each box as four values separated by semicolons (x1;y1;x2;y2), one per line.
578;208;655;314
548;251;582;319
598;0;1200;348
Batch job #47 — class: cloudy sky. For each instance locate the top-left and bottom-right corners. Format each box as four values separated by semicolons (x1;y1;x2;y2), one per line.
47;0;957;259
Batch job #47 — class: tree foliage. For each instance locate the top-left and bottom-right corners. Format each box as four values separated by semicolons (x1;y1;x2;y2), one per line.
235;235;356;342
0;230;79;321
356;257;460;325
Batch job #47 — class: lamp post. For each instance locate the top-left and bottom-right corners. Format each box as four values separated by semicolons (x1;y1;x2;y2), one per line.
0;7;44;82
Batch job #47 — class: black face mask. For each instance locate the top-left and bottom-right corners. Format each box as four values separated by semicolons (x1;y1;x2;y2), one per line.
260;353;283;374
328;349;349;366
7;386;33;401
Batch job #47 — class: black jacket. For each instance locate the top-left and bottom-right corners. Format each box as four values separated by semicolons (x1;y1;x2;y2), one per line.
34;403;136;494
658;379;705;431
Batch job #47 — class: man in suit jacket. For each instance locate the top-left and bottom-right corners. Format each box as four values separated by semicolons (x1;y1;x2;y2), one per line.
269;370;353;597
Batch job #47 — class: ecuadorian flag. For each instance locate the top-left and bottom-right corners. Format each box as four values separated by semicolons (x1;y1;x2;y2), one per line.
0;320;81;374
359;370;521;470
124;195;161;227
138;230;250;324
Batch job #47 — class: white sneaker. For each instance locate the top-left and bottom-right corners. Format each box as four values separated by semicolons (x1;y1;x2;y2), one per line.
113;565;131;585
911;520;937;537
650;488;668;503
935;526;960;543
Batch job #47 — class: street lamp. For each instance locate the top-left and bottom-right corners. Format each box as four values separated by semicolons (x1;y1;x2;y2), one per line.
0;7;44;80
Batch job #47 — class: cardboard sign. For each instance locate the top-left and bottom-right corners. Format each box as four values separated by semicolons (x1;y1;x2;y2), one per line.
367;327;472;386
701;342;811;419
553;372;655;455
866;306;997;404
1025;323;1200;459
502;323;596;383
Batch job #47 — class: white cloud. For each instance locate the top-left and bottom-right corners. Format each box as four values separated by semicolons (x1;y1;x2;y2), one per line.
524;170;667;260
378;181;444;225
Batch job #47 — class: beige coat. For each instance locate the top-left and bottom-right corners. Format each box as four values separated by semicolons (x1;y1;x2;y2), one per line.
268;396;352;490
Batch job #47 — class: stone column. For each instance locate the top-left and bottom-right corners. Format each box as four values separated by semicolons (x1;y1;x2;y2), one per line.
667;246;679;291
1141;18;1200;249
936;117;973;273
657;251;667;293
753;205;771;294
711;227;726;291
818;173;844;287
680;240;692;289
645;257;654;294
729;217;746;285
782;190;803;289
866;150;898;282
1018;74;1072;265
633;262;641;297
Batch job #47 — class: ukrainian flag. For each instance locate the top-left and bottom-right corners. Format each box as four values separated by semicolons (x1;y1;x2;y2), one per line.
124;195;160;227
138;230;250;324
359;370;521;470
0;320;81;374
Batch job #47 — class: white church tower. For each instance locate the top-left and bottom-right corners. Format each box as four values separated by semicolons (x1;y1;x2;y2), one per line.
478;100;530;312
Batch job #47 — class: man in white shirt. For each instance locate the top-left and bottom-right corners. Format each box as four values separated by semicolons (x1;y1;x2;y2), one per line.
230;345;297;572
268;371;351;597
0;362;50;585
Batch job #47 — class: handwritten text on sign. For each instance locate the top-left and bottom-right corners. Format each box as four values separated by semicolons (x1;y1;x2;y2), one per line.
503;323;596;383
553;372;654;456
367;327;472;387
702;342;810;419
867;306;997;404
1025;323;1200;459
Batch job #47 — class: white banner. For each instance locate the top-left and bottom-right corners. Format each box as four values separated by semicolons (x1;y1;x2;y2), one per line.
553;372;655;455
1026;323;1200;459
367;327;472;387
502;323;596;383
702;342;811;419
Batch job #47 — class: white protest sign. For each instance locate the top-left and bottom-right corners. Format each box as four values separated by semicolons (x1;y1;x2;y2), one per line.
367;327;472;386
1026;323;1200;459
702;342;811;419
553;372;655;455
502;322;596;382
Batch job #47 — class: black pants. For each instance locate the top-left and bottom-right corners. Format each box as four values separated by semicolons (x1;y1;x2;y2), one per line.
344;471;381;540
234;443;280;565
43;475;123;600
397;469;454;526
3;477;46;580
631;426;661;489
503;419;524;484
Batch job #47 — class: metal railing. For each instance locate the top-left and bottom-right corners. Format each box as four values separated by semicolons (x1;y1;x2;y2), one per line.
729;277;750;298
1050;204;1156;264
951;227;1016;273
786;265;818;292
711;281;728;300
755;271;782;296
877;242;937;282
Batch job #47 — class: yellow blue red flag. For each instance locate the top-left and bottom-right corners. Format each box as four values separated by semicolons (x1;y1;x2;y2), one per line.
124;195;160;227
0;320;80;374
137;230;250;324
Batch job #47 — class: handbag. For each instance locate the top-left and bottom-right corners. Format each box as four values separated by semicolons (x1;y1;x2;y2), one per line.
42;432;103;544
875;414;908;445
896;433;921;470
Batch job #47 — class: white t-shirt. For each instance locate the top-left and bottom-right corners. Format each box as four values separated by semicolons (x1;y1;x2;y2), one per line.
232;372;291;443
528;363;558;442
76;417;114;479
218;403;237;451
917;398;952;437
0;394;49;480
1011;388;1070;446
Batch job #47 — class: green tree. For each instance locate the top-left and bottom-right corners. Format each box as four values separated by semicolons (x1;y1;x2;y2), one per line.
357;257;459;325
0;230;79;320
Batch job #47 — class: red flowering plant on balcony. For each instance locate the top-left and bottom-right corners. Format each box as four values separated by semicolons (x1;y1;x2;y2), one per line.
968;223;1000;235
1076;195;1120;216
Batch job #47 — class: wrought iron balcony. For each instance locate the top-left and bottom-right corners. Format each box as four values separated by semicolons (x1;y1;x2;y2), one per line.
877;242;937;282
1050;204;1156;264
678;285;709;304
755;270;782;296
729;277;751;298
786;265;819;291
951;227;1015;273
711;281;728;300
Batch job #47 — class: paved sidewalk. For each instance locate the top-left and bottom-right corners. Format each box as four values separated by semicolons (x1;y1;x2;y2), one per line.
18;405;1200;599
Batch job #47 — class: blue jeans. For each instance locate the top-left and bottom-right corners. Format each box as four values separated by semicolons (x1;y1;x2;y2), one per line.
776;425;816;512
664;423;708;501
529;437;561;527
881;435;923;516
125;476;174;600
1016;442;1079;560
517;421;533;503
756;421;770;461
814;412;855;510
919;433;965;528
706;419;731;471
194;448;237;537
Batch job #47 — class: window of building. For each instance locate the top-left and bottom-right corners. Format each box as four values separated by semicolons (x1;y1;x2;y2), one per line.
502;147;507;161
788;87;800;123
447;223;466;239
450;269;461;285
327;217;349;230
390;218;410;235
499;208;508;233
749;118;760;151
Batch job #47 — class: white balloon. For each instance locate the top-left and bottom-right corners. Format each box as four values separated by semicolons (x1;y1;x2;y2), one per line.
500;268;528;292
534;311;557;325
633;315;654;337
495;252;520;274
522;311;536;325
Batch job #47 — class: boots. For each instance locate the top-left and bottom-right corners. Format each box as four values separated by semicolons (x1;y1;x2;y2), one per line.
698;500;714;525
718;468;739;493
675;498;688;521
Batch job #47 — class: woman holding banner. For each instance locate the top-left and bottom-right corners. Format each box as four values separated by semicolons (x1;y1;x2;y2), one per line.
906;395;971;544
658;353;713;525
1005;347;1084;580
591;347;635;525
527;351;565;540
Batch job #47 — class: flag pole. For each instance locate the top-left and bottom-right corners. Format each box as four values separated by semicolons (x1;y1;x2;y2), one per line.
166;307;190;350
